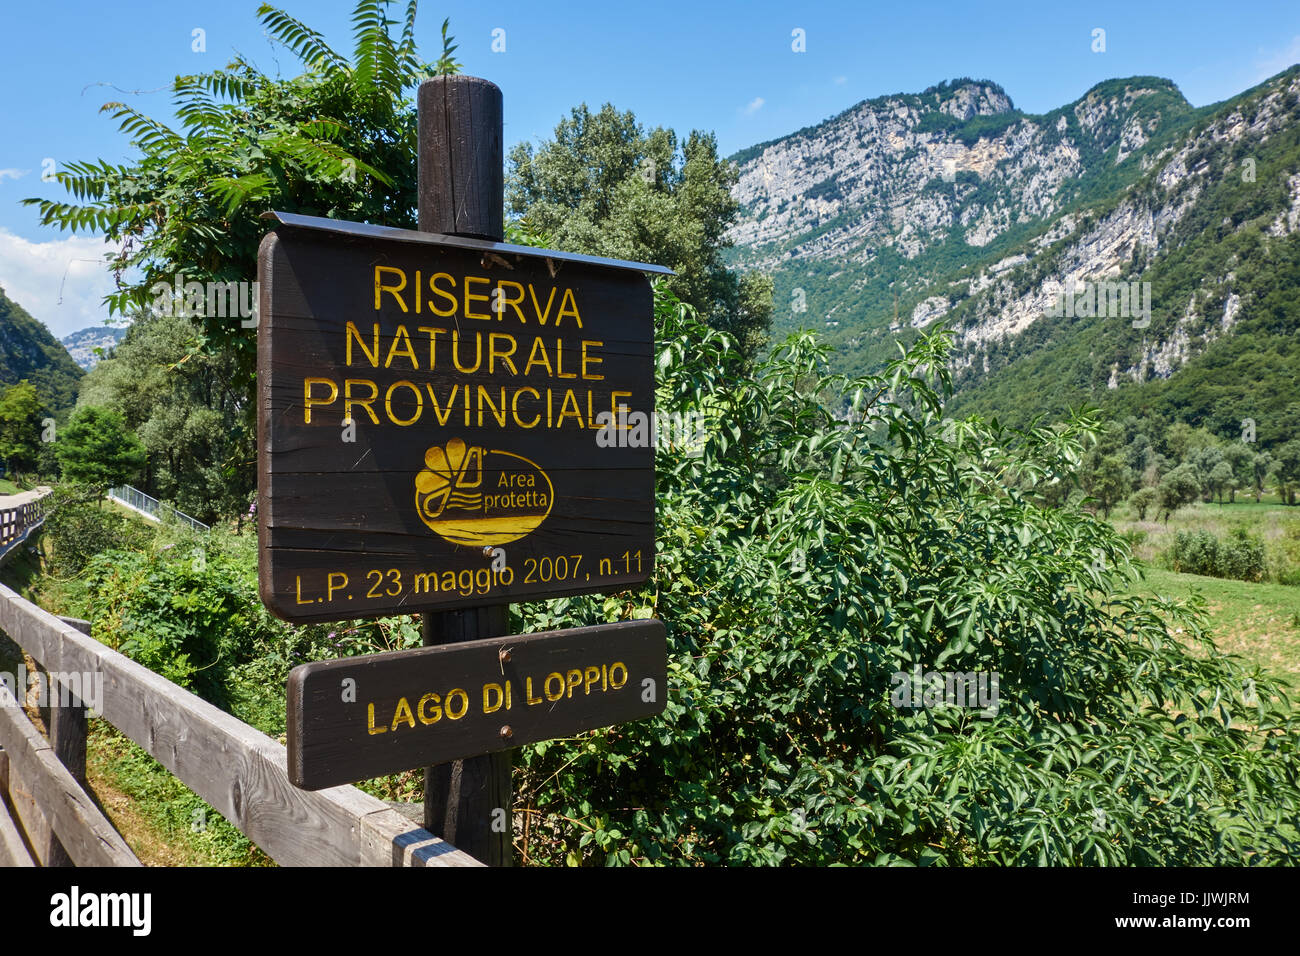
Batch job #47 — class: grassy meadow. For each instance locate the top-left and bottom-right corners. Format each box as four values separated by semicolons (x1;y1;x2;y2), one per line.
1110;495;1300;688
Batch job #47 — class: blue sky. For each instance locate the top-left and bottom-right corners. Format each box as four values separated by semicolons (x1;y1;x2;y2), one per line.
1;0;1298;337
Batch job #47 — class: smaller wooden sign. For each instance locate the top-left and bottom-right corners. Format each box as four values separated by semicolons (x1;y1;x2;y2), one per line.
286;619;667;790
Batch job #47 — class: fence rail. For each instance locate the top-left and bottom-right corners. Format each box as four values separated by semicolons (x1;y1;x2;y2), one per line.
0;677;140;866
0;490;50;565
107;485;209;533
0;580;479;867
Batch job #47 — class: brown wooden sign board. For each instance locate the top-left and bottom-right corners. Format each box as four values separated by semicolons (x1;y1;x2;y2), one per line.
257;216;660;622
286;619;667;790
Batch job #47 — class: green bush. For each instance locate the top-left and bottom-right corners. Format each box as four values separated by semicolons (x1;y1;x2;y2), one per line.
510;286;1300;866
1169;529;1219;576
1272;524;1300;586
1169;528;1267;582
85;544;265;710
41;487;155;575
80;527;423;735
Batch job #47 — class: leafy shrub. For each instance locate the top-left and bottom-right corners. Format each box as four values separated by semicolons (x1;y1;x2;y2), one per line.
86;545;266;709
80;526;423;734
41;487;154;575
1169;529;1219;576
1128;486;1158;521
1271;524;1300;586
1169;528;1266;582
1218;528;1268;582
511;285;1300;866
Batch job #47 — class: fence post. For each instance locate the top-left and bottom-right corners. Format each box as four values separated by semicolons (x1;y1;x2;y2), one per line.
49;618;90;788
35;616;90;867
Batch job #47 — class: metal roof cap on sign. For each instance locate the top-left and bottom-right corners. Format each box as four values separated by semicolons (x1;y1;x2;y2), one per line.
261;211;676;276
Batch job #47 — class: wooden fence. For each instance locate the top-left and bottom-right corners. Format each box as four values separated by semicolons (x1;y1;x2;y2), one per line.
0;580;480;867
0;495;46;559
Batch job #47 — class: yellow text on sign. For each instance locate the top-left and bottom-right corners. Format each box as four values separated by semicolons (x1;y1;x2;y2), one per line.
365;662;630;734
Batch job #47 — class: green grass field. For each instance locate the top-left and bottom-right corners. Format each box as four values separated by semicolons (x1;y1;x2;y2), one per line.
1110;497;1300;585
0;478;23;496
1126;566;1300;688
1109;497;1300;686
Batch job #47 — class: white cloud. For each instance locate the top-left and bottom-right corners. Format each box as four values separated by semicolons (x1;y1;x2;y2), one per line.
0;229;124;340
744;96;766;115
1255;35;1300;83
0;169;28;182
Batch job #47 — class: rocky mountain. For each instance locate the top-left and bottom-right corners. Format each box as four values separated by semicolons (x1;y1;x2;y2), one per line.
726;68;1300;437
0;287;84;414
61;325;128;371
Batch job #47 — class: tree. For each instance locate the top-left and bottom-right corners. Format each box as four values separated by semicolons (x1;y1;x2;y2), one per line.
1208;460;1235;505
78;314;250;523
0;381;44;479
24;1;461;395
1271;440;1300;505
1085;454;1130;517
1223;441;1254;503
507;104;773;359
1122;431;1156;474
1129;486;1158;521
516;286;1300;866
727;271;777;363
54;406;146;491
1190;443;1226;502
1156;463;1201;523
1164;421;1199;462
1251;449;1274;502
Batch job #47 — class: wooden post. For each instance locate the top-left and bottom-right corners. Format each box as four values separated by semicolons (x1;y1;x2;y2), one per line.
47;618;90;791
418;75;504;239
416;75;512;867
41;619;91;866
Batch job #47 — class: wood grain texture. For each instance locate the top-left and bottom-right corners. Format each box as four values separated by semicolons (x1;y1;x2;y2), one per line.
44;678;87;868
255;225;656;623
4;755;52;865
0;581;481;867
0;700;138;867
0;749;37;867
287;619;667;790
420;604;511;866
416;73;515;867
418;76;503;239
47;680;87;787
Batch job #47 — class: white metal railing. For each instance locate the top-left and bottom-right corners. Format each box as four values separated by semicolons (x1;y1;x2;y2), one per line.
106;485;209;533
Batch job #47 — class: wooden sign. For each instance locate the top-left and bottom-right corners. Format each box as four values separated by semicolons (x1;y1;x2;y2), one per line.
286;619;666;790
257;213;670;622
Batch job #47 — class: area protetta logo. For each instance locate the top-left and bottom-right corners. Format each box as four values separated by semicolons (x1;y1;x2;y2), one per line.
415;437;553;545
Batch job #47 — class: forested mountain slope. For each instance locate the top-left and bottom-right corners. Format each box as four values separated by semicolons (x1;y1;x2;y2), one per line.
0;286;84;414
726;68;1300;440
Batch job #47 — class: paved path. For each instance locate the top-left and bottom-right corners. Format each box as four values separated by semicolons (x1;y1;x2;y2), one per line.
0;486;52;509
